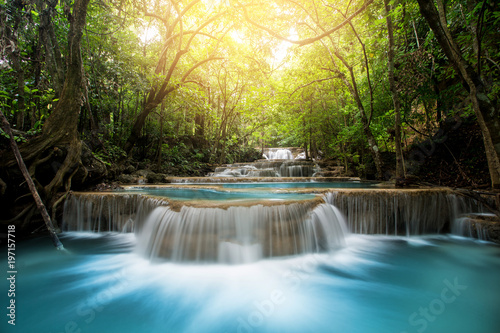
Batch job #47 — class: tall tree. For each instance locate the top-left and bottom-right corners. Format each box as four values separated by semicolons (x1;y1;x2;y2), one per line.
123;0;227;155
272;0;384;178
416;0;500;189
384;0;405;185
2;0;92;226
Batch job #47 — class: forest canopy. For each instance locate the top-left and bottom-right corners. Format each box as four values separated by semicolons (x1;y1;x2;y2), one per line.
1;0;499;218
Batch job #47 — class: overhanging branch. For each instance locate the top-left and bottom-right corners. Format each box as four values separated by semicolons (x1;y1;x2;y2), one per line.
290;77;335;96
238;0;374;46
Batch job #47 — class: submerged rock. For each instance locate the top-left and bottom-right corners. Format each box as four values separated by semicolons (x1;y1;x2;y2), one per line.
117;170;168;184
117;174;140;184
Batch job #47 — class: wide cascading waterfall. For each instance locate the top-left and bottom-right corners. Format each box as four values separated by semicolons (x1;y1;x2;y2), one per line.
62;193;166;232
62;187;494;266
324;189;486;235
136;201;348;263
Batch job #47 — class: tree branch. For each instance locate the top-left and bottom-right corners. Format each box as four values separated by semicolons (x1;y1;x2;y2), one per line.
290;77;335;96
238;0;374;46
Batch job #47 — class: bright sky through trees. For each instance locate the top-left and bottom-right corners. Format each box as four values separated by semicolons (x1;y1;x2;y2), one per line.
1;0;498;187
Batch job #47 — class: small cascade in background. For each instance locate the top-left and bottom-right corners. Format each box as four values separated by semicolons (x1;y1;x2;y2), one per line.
207;147;323;178
279;161;319;177
208;164;280;177
263;148;294;160
324;190;487;236
136;201;348;263
208;160;320;178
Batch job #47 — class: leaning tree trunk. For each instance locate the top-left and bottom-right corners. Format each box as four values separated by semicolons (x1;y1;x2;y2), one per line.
0;110;63;249
416;0;500;189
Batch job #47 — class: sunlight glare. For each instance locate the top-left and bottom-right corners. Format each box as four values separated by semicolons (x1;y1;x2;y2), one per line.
140;25;160;44
202;0;230;9
271;28;297;65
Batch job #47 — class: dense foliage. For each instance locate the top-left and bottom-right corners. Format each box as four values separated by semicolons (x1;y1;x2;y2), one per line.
1;0;499;183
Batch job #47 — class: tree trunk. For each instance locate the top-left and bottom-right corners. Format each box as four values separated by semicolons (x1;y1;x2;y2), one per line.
38;0;66;97
2;0;90;228
384;0;405;185
156;100;166;170
3;0;26;130
1;110;63;249
333;52;384;179
124;103;157;154
416;0;500;189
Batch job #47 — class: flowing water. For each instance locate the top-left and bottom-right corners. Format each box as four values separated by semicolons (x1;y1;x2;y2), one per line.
263;148;294;160
2;233;500;333
208;161;320;178
2;182;500;332
209;148;320;177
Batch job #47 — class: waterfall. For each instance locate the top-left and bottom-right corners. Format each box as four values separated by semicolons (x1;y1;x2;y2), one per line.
264;148;294;160
208;160;320;178
62;193;166;232
62;187;493;264
279;161;319;177
136;202;348;263
324;189;486;236
209;165;280;177
452;213;498;241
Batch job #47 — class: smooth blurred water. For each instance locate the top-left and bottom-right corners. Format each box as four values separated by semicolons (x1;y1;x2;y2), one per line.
2;233;500;333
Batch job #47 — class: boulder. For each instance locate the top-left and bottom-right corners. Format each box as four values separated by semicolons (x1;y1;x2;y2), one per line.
117;174;139;184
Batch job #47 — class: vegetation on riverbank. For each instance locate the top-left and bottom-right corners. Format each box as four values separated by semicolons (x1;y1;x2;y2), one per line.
1;0;499;232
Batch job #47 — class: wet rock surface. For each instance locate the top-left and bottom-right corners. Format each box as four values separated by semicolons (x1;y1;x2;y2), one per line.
456;214;500;244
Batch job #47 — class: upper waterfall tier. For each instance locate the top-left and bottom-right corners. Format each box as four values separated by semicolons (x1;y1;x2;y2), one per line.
263;148;295;160
208;160;320;177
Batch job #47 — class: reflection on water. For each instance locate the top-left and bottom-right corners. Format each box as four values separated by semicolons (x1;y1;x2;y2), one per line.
3;233;500;333
221;182;377;189
122;187;317;201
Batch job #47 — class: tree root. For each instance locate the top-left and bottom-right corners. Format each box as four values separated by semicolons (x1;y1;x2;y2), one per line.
51;193;68;230
22;205;37;230
45;139;82;201
51;162;79;229
0;204;33;224
28;148;56;178
0;177;6;196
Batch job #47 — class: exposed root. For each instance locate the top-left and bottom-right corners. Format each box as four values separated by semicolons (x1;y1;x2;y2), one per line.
0;204;34;224
77;161;88;184
15;192;36;204
22;205;37;230
28;148;56;177
45;140;82;201
0;177;6;196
